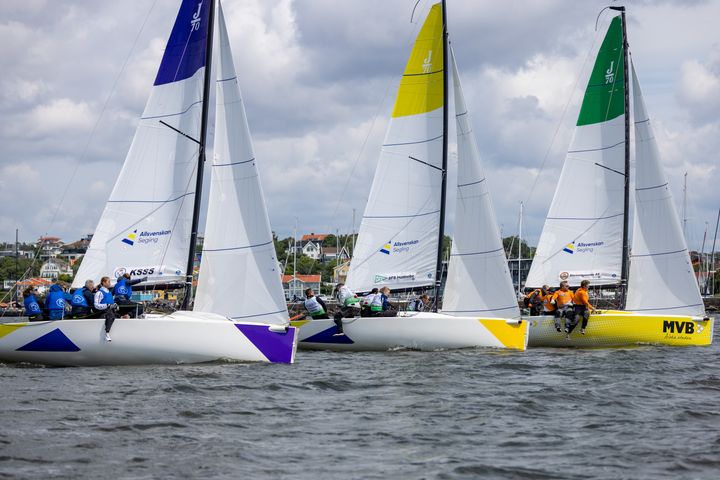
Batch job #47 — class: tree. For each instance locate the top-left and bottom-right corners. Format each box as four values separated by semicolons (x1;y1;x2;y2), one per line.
57;274;74;284
0;257;41;285
503;236;535;259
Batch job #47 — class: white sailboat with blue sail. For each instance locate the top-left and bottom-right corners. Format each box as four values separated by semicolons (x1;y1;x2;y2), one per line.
0;0;298;365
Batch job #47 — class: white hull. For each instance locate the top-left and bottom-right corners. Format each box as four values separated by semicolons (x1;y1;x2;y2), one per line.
292;312;528;351
0;311;298;366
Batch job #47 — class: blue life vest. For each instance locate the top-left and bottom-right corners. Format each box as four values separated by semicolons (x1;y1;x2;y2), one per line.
97;287;114;307
46;284;69;320
24;294;42;316
70;287;89;307
113;278;131;298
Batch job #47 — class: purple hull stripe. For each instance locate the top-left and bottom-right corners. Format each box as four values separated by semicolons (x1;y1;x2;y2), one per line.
17;328;80;352
235;324;295;364
301;326;354;344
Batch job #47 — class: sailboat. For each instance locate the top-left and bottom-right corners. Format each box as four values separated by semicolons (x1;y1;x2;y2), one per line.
524;6;714;347
0;0;298;365
292;1;528;351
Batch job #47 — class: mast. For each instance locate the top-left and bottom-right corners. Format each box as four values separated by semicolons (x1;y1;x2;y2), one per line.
432;0;449;310
682;172;688;238
711;208;720;296
182;0;216;310
517;202;523;297
611;5;630;307
14;228;18;303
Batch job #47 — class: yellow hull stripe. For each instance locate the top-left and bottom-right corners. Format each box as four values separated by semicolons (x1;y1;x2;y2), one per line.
479;319;528;350
0;324;26;339
528;312;714;347
392;3;444;118
290;320;311;328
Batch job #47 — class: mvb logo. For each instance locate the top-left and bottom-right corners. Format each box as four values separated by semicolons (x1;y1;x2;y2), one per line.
122;230;137;246
663;320;695;335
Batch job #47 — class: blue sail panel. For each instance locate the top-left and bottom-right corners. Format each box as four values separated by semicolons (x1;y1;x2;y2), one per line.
154;0;210;86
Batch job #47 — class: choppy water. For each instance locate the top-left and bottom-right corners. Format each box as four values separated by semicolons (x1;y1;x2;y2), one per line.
2;329;720;479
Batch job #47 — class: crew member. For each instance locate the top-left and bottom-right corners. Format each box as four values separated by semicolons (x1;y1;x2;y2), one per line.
567;280;594;336
525;286;546;316
304;288;329;319
332;283;360;336
551;281;574;334
45;282;72;320
375;287;398;317
113;273;147;318
70;280;95;318
361;288;379;317
407;294;430;312
23;286;44;321
95;276;118;342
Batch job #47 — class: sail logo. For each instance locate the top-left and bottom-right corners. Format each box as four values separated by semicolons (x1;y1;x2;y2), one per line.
379;243;391;255
563;242;575;254
122;230;138;246
422;50;433;73
374;275;388;283
605;61;615;84
190;2;203;31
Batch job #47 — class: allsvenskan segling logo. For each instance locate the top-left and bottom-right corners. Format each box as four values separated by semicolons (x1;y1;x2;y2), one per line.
563;240;605;254
121;228;172;246
378;239;420;255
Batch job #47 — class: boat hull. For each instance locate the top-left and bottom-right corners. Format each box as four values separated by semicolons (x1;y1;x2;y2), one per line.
0;311;298;366
291;312;528;351
527;311;714;347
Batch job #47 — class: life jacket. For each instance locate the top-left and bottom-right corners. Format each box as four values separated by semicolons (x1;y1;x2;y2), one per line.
407;298;420;311
553;289;574;308
337;286;359;306
573;287;593;309
527;289;544;306
70;287;89;307
46;284;69;320
363;293;377;306
304;296;325;317
113;278;131;298
24;294;42;316
542;293;556;312
370;293;384;312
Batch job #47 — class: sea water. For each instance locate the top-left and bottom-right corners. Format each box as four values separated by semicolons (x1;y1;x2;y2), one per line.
1;324;718;479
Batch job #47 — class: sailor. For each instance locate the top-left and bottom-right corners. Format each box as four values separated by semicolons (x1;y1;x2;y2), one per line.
361;288;379;317
70;280;95;318
304;288;329;319
45;282;72;320
22;286;44;321
524;286;546;316
332;283;360;336
113;273;147;318
567;280;595;336
375;287;398;317
95;276;119;342
550;281;574;334
407;294;430;312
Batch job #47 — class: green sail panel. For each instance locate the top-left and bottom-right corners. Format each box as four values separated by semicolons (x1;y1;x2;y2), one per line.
576;16;625;126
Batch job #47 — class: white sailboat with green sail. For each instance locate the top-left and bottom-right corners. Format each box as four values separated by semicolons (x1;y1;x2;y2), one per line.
525;6;713;347
292;1;528;351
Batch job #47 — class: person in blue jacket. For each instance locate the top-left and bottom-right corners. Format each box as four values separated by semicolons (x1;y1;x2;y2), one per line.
45;282;72;320
113;273;147;318
23;286;44;321
70;280;95;318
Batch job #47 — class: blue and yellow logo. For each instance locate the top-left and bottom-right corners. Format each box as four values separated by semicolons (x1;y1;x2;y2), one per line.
563;242;575;254
122;230;138;246
379;243;391;255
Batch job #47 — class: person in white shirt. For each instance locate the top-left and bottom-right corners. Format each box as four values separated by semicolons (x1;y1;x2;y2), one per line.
94;276;118;342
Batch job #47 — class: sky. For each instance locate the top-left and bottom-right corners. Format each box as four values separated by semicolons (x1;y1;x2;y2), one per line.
1;0;719;252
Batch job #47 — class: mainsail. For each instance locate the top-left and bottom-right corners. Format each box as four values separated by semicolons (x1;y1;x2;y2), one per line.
625;64;704;315
526;15;626;288
193;3;287;323
73;0;209;288
441;51;520;318
347;3;445;292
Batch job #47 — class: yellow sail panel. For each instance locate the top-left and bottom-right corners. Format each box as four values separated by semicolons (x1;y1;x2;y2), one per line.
392;3;444;118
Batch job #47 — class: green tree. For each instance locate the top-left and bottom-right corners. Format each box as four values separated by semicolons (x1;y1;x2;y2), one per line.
57;273;74;283
503;236;535;259
0;257;41;285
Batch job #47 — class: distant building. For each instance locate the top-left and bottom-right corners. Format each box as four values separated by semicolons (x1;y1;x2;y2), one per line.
282;274;321;301
61;236;92;265
322;246;350;263
40;258;73;280
333;260;351;284
0;250;33;259
37;236;64;261
301;233;328;243
301;240;322;260
16;277;53;295
508;258;532;290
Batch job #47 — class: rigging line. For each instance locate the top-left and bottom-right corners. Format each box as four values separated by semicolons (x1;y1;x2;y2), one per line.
42;0;161;239
522;20;603;208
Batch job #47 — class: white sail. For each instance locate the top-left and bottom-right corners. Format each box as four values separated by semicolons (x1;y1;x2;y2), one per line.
442;51;520;318
193;3;287;323
625;65;704;315
526;15;626;288
73;0;210;288
347;3;444;292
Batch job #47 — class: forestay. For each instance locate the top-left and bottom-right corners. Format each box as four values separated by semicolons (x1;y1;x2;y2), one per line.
625;65;704;316
73;0;209;288
442;51;519;318
193;3;287;324
526;16;626;288
347;3;445;292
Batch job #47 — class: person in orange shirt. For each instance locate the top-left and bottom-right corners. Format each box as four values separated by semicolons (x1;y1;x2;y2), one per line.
567;279;595;337
524;286;547;316
551;281;574;333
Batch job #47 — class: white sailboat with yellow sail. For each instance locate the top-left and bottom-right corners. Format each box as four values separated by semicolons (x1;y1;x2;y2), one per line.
293;1;528;352
525;6;713;347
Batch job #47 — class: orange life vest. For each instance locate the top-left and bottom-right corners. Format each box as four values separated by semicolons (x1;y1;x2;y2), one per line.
552;289;574;308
